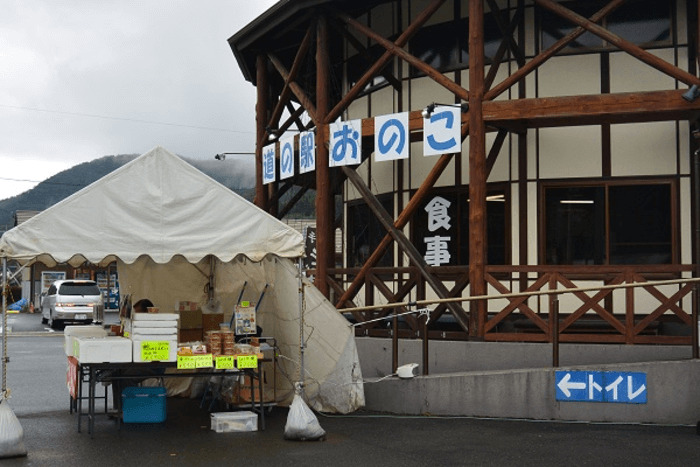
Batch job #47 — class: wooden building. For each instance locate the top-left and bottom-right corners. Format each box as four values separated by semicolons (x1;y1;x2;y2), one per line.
229;0;700;347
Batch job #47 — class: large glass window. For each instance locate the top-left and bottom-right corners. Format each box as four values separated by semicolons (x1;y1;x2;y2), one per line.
540;0;672;52
544;182;673;265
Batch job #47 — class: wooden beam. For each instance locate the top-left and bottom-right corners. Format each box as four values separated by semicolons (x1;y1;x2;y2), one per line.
341;166;471;332
534;0;700;87
327;0;447;123
487;0;627;101
268;53;319;125
485;129;508;179
469;0;487;337
267;25;314;134
338;11;469;104
315;14;331;297
254;54;269;209
483;90;700;127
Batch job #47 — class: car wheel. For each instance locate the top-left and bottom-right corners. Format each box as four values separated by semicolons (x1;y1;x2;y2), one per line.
49;311;62;330
41;317;48;324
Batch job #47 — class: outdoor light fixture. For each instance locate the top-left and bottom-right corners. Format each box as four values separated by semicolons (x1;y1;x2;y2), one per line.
682;84;700;102
214;152;255;161
421;102;469;119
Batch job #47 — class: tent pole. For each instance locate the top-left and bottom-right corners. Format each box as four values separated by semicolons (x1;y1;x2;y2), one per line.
298;258;305;396
2;258;6;395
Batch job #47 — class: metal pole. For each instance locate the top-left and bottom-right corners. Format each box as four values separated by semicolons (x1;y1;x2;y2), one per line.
552;297;560;367
2;258;6;395
694;148;700;358
422;313;429;375
297;258;305;394
392;312;398;374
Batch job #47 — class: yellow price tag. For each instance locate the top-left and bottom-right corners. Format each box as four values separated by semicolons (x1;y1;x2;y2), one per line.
215;356;235;370
236;355;258;369
194;354;213;368
141;341;170;361
177;355;196;370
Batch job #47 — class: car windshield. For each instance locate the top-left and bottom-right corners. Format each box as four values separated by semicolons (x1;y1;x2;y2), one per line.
58;283;101;296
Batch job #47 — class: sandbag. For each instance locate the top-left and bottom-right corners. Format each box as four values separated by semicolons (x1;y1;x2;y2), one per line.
284;393;326;441
0;399;27;458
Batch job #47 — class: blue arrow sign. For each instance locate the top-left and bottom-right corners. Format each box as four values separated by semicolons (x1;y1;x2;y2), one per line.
556;371;647;404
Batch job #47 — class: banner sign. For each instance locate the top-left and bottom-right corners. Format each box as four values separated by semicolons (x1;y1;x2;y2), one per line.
423;105;461;156
374;112;409;162
330;119;362;167
279;136;295;180
299;131;316;174
262;143;276;185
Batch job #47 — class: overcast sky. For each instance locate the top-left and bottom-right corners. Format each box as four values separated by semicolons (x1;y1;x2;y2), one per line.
0;0;277;200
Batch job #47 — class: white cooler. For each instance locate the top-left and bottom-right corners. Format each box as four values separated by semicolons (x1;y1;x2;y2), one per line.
75;336;132;363
64;325;108;357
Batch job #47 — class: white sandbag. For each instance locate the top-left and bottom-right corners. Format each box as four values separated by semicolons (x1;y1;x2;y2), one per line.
0;399;27;458
284;393;326;441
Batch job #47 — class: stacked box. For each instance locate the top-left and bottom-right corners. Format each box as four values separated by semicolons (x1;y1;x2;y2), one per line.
205;330;222;356
131;312;178;362
202;312;224;333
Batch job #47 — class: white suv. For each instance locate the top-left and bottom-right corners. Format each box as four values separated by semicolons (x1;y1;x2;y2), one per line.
41;280;102;329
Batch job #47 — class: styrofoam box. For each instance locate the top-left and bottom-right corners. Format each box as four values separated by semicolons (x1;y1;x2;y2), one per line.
132;338;178;362
210;411;258;433
64;325;108;357
132;313;179;321
75;336;133;363
132;320;178;328
131;327;178;336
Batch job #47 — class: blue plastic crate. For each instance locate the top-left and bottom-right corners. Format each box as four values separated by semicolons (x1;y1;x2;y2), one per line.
121;386;166;423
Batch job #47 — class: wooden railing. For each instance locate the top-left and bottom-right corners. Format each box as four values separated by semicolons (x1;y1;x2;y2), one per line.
327;264;697;346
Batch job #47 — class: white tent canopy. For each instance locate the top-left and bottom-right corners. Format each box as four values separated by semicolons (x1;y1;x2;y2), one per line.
0;147;364;413
0;146;304;266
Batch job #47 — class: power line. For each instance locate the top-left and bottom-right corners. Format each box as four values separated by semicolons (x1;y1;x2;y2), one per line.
0;103;255;134
0;176;85;187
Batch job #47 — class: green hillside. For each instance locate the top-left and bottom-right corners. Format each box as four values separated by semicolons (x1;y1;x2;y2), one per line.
0;154;314;233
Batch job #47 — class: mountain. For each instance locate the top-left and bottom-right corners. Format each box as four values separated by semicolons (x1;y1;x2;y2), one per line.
0;153;279;232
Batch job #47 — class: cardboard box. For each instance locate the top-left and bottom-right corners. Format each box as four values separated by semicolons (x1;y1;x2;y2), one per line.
178;327;203;343
202;312;225;333
179;308;203;329
122;386;166;423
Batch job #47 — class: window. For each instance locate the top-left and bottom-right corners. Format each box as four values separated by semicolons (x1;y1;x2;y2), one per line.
539;0;672;52
409;14;505;76
346;196;394;268
544;182;673;265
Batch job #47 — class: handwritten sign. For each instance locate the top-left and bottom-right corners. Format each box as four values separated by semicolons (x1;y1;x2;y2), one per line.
195;354;213;368
215;356;235;370
177;355;196;369
237;355;258;369
140;341;170;362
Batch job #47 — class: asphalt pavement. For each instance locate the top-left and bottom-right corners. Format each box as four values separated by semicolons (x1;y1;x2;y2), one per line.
2;312;700;466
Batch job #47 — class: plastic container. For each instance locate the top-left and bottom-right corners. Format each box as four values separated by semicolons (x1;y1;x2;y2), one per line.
210;411;258;432
121;386;167;423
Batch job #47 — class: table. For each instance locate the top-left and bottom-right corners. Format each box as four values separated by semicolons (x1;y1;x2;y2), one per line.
73;359;266;437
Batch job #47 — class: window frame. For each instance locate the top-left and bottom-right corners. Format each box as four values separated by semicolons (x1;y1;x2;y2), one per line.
539;178;679;267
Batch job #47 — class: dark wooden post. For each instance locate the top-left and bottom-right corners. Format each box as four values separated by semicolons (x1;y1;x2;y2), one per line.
468;0;487;337
255;54;269;210
315;15;331;296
